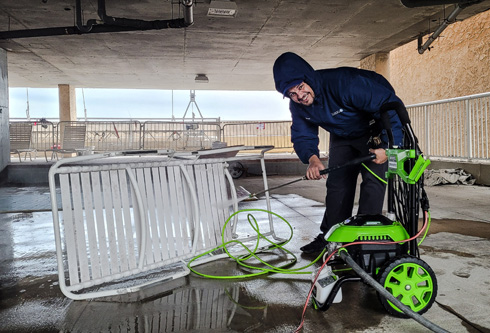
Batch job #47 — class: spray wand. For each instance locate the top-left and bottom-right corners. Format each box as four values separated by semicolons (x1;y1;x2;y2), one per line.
222;153;377;208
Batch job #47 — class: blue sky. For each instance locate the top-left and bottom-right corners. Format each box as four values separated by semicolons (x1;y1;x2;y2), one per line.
8;88;291;121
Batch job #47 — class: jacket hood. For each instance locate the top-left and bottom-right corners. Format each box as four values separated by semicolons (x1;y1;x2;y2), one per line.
273;52;317;97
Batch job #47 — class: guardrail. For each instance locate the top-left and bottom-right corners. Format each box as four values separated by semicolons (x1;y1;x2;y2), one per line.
142;121;221;151
407;92;490;160
222;121;292;151
85;121;142;152
8;92;490;161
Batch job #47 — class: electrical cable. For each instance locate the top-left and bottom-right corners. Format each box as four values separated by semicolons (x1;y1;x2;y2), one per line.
361;162;388;185
418;210;431;246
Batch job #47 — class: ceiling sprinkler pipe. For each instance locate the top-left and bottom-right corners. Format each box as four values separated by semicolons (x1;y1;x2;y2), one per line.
182;0;194;26
76;0;97;33
418;4;464;54
96;0;190;29
0;0;192;39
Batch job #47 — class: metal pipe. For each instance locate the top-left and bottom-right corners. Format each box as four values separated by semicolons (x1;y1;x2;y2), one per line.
401;0;481;8
96;0;191;29
182;0;194;26
76;0;98;33
0;25;140;39
418;4;464;54
0;0;193;40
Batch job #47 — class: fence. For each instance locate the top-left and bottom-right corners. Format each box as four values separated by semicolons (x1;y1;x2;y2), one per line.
85;121;142;152
222;121;292;152
407;92;490;160
7;92;490;161
142;120;221;151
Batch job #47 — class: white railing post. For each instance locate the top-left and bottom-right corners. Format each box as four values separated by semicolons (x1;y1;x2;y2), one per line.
466;99;473;159
424;105;430;156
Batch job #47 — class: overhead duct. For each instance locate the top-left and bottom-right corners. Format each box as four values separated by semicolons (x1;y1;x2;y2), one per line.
0;0;194;40
400;0;482;8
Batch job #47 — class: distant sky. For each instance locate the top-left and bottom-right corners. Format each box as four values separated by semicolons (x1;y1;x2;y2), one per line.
8;88;291;121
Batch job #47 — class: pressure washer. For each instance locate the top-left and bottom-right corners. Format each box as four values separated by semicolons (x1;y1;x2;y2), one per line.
309;103;440;327
193;103;442;331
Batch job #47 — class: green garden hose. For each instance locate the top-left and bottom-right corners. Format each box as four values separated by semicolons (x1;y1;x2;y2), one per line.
187;209;325;279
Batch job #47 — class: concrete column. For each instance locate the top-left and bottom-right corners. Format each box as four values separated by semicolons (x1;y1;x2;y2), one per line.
0;48;9;172
58;84;77;157
360;52;390;81
374;52;390;81
58;84;77;122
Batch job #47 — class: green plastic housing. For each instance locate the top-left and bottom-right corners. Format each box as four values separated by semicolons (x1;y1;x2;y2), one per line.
327;221;410;243
385;149;431;184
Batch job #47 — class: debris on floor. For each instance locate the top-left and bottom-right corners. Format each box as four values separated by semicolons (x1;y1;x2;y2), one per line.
424;168;476;186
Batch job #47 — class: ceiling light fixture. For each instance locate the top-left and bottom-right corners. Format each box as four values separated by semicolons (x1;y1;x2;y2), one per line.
195;74;209;83
207;1;237;18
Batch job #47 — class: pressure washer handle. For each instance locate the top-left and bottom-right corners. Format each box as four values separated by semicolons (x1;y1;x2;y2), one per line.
319;153;376;175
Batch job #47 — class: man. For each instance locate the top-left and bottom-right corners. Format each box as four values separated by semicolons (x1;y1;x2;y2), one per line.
273;52;405;254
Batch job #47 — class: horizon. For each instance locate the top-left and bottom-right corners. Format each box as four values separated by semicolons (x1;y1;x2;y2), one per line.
8;87;292;121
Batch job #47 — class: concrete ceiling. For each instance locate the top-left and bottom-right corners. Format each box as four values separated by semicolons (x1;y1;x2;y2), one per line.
0;0;489;91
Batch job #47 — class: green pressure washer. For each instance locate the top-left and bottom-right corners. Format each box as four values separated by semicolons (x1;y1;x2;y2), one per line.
311;103;438;319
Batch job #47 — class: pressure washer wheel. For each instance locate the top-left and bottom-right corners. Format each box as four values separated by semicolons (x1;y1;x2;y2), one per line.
376;255;437;317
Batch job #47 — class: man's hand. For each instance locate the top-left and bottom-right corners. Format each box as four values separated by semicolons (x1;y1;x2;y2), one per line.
306;155;326;180
369;148;388;164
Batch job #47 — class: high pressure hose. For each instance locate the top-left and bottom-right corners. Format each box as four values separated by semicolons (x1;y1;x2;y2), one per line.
339;250;448;333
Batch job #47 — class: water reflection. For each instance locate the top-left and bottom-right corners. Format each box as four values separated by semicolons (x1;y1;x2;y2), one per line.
62;283;269;332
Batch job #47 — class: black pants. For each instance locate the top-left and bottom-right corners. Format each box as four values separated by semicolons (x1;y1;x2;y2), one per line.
320;134;387;233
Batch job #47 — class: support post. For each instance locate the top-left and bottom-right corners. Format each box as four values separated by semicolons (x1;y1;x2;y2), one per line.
0;49;9;170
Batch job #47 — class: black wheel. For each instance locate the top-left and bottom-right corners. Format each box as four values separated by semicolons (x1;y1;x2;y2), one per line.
377;255;437;317
228;161;244;179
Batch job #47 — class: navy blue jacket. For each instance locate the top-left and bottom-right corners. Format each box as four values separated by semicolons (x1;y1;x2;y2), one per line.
273;52;404;164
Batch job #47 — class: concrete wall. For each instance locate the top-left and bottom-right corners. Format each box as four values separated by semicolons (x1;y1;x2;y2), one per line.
0;48;9;172
389;9;490;105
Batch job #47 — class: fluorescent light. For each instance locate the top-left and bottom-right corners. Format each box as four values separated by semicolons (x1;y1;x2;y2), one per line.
195;74;209;83
207;1;237;18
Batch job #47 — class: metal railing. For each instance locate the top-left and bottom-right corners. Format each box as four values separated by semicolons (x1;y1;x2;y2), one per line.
7;92;490;161
407;92;490;160
222;121;292;150
142;120;221;151
84;121;142;151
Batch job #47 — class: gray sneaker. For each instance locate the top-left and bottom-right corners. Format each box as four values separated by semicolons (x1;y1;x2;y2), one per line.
300;234;328;254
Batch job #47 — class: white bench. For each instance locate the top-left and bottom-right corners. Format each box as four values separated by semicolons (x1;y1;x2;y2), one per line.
48;146;278;300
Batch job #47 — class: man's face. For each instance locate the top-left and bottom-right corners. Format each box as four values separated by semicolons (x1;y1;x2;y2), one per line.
287;82;315;106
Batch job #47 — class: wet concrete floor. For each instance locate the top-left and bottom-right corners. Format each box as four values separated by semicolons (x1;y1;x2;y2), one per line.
0;176;489;333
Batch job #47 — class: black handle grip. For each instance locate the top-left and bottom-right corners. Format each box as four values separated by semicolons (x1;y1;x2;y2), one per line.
379;101;410;126
319;153;376;175
380;111;395;148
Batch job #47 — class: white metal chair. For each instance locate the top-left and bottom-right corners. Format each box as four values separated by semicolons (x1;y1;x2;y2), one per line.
45;124;90;161
9;122;37;162
48;146;278;300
